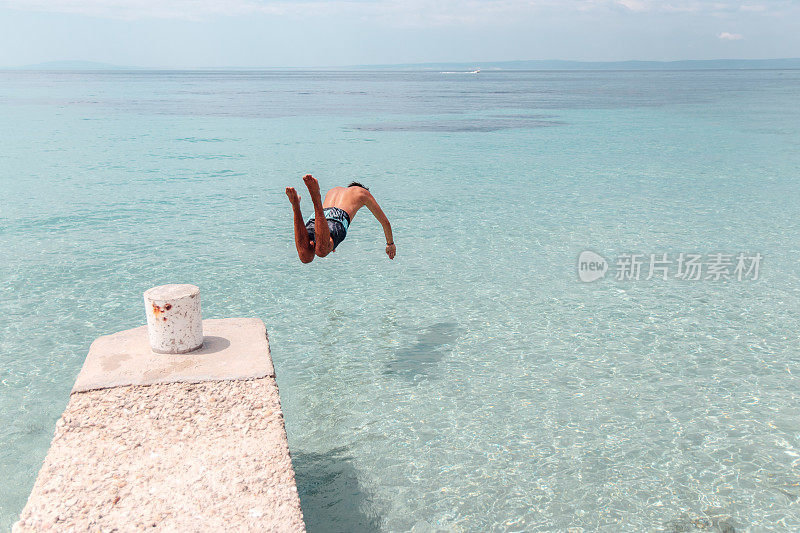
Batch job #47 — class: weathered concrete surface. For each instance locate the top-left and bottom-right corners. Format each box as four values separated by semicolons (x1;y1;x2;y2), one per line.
15;379;305;532
16;318;305;532
73;318;274;393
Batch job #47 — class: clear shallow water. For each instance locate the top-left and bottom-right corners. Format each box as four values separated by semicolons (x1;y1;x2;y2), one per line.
1;69;800;531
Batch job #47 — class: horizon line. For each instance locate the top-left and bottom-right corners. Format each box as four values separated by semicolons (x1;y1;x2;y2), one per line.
5;57;800;71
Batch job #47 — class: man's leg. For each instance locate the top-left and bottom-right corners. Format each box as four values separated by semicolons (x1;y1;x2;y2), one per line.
286;187;314;263
302;174;333;257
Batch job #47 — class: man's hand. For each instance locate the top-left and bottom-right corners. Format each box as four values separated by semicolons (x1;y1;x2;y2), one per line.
386;243;396;260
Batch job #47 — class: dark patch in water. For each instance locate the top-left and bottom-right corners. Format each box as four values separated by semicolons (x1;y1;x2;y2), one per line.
175;137;230;143
167;154;244;160
353;116;564;132
292;447;382;532
489;113;560;119
663;512;737;533
384;322;464;378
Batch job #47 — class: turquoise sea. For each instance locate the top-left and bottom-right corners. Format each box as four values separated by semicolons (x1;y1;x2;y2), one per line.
1;69;800;531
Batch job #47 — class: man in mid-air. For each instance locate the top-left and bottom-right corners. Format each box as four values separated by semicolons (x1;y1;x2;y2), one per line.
286;174;395;263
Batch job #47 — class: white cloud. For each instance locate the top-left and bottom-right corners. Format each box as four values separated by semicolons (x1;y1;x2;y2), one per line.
616;0;648;11
0;0;574;23
0;0;793;23
613;0;795;14
718;31;744;39
0;0;365;20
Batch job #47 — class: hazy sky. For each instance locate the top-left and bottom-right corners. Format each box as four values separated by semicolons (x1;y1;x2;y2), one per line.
0;0;798;67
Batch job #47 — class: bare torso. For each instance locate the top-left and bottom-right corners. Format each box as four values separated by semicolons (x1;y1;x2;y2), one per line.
322;186;367;221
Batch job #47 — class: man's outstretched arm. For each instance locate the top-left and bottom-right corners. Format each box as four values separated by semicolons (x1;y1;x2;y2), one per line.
364;192;395;259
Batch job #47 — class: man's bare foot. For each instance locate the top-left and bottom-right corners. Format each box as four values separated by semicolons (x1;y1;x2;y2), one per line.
302;174;321;197
286;187;301;205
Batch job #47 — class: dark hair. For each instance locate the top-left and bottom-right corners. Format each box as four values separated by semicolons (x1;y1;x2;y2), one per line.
348;181;369;190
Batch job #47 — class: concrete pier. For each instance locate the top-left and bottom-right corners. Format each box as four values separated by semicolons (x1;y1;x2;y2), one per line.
14;318;305;532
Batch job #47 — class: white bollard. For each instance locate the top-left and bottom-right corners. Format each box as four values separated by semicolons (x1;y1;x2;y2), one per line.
143;284;203;354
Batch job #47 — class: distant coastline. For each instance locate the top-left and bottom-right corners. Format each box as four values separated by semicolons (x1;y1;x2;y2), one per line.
352;58;800;71
6;58;800;71
10;60;142;71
